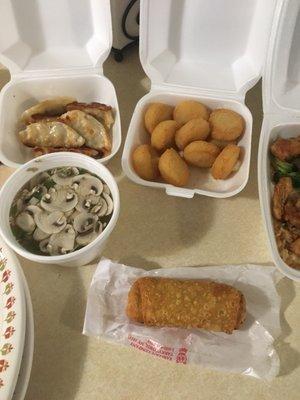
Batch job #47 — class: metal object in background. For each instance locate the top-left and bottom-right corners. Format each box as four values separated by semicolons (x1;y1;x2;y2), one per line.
111;0;140;62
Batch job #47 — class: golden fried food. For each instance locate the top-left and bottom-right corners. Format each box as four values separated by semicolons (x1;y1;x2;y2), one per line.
151;120;179;152
173;100;210;124
144;103;174;134
272;177;293;220
126;277;246;334
210;109;244;141
209;139;237;149
211;144;241;179
33;146;102;158
175;118;210;150
270;136;300;161
132;144;160;181
158;148;190;187
183;141;220;168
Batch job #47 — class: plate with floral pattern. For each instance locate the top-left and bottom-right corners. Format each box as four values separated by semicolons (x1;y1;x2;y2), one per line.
0;236;26;400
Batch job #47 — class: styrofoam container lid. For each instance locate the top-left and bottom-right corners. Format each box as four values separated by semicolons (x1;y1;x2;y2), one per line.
0;0;112;75
263;0;300;114
140;0;276;98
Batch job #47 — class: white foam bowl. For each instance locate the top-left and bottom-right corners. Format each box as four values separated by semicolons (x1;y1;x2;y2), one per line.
0;152;120;267
122;91;253;198
258;121;300;281
0;73;121;168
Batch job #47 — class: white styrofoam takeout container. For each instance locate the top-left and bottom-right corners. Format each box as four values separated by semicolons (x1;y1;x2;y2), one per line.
0;152;120;267
122;0;277;198
258;0;300;281
0;0;121;168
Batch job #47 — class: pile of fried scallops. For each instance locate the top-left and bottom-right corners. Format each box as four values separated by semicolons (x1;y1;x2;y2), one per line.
132;100;245;187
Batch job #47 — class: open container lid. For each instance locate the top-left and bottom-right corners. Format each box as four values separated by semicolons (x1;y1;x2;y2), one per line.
0;0;112;76
263;0;300;115
140;0;276;99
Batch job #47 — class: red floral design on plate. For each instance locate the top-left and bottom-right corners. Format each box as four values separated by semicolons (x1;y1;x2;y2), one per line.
5;297;16;310
0;360;9;373
1;270;11;283
3;327;15;340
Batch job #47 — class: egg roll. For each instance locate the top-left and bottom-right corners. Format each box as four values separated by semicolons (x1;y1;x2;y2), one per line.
126;277;246;334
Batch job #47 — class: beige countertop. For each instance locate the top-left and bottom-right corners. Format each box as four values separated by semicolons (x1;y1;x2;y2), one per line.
0;49;299;400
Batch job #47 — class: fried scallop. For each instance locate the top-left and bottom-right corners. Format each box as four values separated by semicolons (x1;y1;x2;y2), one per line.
144;103;174;134
158;148;190;187
183;141;220;168
151;120;179;152
132;144;159;181
209;139;237;149
211;144;241;179
175;118;210;150
173;100;210;124
209;109;245;141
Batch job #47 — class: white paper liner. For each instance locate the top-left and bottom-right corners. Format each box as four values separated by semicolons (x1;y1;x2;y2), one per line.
83;259;281;380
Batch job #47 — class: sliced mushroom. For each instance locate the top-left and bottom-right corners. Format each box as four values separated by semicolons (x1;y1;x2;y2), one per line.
65;209;74;218
28;172;50;189
40;188;78;212
75;194;99;212
69;209;81;224
25;205;42;217
34;210;67;234
102;192;114;216
103;184;110;194
73;213;97;233
76;221;102;246
47;224;76;255
91;197;107;217
72;174;103;196
23;185;47;203
16;211;36;233
40;238;50;253
52;167;80;186
33;227;50;242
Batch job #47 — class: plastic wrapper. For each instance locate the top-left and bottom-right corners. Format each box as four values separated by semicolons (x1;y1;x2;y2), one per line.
83;259;281;380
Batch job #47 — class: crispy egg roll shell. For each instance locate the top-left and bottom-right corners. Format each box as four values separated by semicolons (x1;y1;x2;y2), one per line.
126;280;144;323
127;277;246;334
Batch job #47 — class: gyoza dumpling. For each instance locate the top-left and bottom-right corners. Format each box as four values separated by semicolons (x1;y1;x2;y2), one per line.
19;121;85;148
60;110;111;152
66;102;114;130
21;97;76;124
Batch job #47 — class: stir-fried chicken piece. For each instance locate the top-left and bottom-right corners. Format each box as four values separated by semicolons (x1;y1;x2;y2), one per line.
271;136;300;161
272;177;293;220
284;192;300;228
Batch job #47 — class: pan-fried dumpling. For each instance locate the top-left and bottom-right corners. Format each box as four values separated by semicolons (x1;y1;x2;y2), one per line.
19;121;85;148
66;102;114;130
60;110;111;152
33;147;101;158
21;97;76;124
